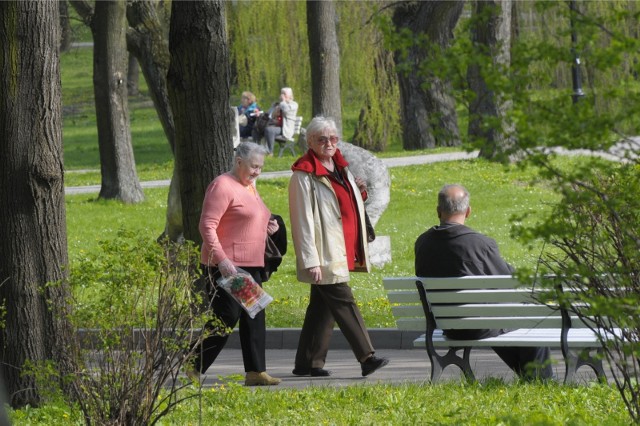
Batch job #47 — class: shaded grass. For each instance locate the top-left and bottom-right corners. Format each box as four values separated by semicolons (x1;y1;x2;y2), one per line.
66;158;558;329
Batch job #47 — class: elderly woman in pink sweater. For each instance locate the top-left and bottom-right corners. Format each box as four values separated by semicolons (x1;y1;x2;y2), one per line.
189;142;281;386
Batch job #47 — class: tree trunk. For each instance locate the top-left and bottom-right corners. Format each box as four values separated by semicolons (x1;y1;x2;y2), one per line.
127;53;140;96
0;0;78;408
467;0;513;161
392;1;463;150
307;0;342;132
126;0;184;241
91;1;144;203
59;0;72;52
168;0;233;245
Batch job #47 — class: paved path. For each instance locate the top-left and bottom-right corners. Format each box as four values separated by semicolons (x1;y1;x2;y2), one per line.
196;348;606;390
64;151;479;195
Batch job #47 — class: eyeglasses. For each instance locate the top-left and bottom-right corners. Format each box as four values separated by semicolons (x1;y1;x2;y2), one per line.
316;136;339;145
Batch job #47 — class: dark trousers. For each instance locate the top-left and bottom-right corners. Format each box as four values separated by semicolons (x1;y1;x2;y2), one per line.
294;283;374;369
445;329;554;380
190;266;266;374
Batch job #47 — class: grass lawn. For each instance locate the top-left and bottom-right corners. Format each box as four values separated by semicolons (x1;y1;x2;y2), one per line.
66;158;558;329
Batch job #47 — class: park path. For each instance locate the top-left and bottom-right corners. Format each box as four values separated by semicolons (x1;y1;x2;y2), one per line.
64;150;479;195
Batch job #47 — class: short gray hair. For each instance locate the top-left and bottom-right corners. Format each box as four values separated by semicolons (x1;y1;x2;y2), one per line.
437;184;470;215
235;141;267;160
305;116;339;141
281;87;294;100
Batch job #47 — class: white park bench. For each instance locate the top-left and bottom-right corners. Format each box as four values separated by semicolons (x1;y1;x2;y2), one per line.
383;275;609;383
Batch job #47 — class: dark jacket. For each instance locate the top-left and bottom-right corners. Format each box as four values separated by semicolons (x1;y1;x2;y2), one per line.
414;223;513;278
414;222;513;340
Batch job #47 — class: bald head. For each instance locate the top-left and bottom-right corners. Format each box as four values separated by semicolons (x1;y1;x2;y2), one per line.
437;184;470;224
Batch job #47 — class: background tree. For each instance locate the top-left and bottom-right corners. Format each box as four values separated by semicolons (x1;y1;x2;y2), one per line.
70;0;144;203
307;0;342;131
0;0;77;408
168;0;233;244
467;0;513;161
125;0;184;242
391;1;464;150
92;0;144;203
59;0;72;52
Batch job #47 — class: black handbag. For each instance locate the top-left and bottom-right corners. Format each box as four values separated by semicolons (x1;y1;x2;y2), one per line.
262;214;287;281
365;211;375;243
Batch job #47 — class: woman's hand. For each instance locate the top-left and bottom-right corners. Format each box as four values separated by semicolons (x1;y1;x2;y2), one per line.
308;266;322;284
218;258;237;278
267;218;279;236
355;176;367;193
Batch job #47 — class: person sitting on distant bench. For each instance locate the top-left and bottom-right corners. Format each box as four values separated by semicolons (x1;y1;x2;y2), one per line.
260;87;298;155
237;91;260;138
414;184;554;380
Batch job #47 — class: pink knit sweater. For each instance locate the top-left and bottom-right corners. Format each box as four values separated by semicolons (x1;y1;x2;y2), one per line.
199;173;271;267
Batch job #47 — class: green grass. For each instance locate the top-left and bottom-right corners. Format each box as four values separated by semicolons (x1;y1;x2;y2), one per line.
66;158;558;329
9;379;629;425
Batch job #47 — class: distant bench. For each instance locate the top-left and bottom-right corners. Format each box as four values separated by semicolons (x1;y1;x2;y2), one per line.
383;275;610;383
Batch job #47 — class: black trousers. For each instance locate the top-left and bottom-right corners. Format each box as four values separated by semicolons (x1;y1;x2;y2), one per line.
294;283;374;369
444;329;554;380
190;266;266;374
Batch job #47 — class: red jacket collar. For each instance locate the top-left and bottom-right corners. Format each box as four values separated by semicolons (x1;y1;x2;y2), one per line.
291;148;349;175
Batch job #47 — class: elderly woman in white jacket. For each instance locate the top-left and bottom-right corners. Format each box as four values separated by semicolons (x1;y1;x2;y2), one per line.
288;116;389;378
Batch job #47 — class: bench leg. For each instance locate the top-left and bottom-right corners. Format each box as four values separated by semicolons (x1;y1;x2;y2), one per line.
428;347;475;383
563;347;607;384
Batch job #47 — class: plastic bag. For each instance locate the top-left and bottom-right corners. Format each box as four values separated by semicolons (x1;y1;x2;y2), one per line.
217;268;273;319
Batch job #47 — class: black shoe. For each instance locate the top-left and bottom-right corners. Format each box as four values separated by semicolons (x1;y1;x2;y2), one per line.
292;367;332;377
361;356;389;377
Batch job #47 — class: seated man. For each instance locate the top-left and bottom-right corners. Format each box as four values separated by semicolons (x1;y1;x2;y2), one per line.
414;184;553;380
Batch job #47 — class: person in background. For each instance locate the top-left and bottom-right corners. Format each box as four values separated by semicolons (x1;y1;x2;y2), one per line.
237;91;260;138
188;142;281;386
414;183;554;380
262;87;298;155
288;116;389;378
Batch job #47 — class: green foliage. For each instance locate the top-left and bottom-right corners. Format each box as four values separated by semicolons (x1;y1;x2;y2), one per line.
64;234;218;425
10;380;629;425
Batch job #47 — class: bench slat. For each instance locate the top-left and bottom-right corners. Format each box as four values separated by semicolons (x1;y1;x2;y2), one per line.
426;290;545;304
436;316;563;329
383;277;419;290
395;318;425;331
420;276;523;290
414;328;616;348
432;303;557;317
391;305;424;318
386;291;421;304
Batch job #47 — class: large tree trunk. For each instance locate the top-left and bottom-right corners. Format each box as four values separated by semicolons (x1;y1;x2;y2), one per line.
126;0;184;242
307;0;342;132
92;1;144;203
392;1;463;150
467;0;513;161
0;0;78;408
168;0;233;245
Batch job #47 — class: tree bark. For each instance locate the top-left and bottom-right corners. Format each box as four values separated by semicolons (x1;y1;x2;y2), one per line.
392;1;463;150
59;0;72;52
92;1;144;203
127;53;140;96
0;0;78;408
307;0;342;132
168;0;233;245
467;0;514;161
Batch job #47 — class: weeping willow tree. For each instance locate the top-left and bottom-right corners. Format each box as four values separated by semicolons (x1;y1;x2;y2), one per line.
340;1;400;151
226;1;311;119
226;0;400;150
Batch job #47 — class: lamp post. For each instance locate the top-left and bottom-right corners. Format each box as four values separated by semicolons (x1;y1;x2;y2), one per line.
569;0;585;104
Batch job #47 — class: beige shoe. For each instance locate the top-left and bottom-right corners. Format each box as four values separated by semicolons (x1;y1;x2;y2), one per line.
245;371;281;386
